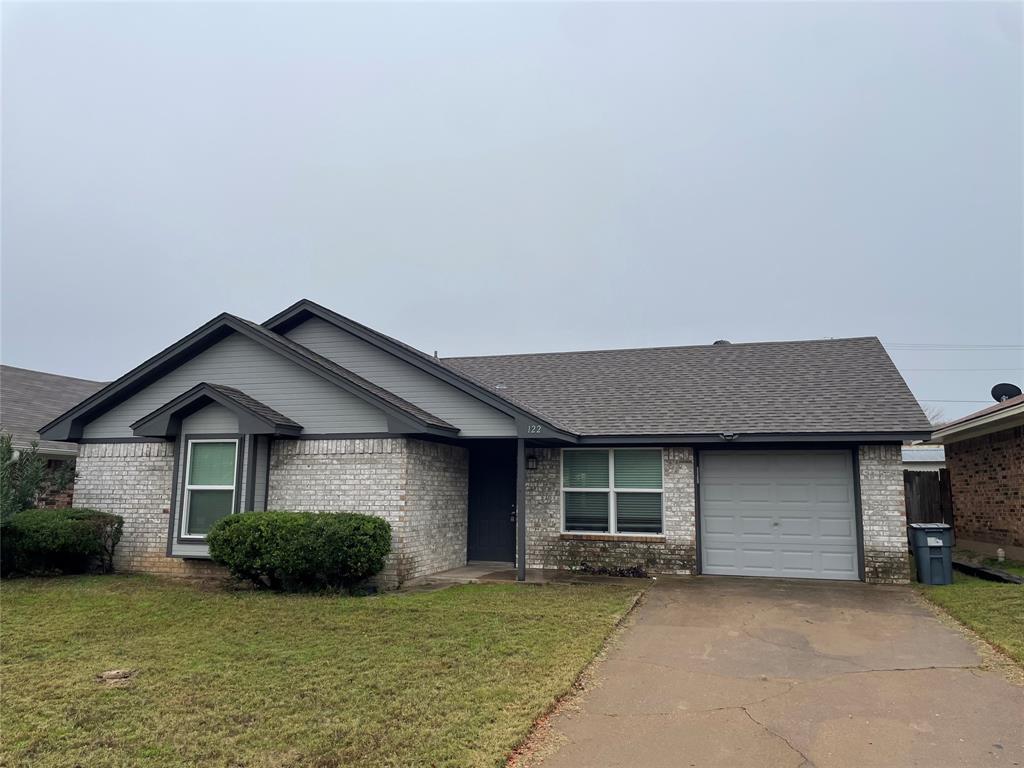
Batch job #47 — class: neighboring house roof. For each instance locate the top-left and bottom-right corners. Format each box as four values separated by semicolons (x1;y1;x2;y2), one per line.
445;337;931;438
0;365;107;456
901;445;946;464
39;314;457;441
930;394;1024;444
131;383;303;437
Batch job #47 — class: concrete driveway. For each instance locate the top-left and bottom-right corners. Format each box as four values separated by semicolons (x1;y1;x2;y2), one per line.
535;578;1024;768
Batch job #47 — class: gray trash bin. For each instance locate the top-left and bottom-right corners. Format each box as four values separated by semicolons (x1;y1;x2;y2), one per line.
909;523;953;585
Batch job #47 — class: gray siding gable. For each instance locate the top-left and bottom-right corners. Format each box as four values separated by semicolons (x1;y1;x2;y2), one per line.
284;317;516;437
82;332;389;438
180;403;238;433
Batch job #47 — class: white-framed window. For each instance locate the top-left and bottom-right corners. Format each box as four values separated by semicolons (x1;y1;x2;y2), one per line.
561;448;663;534
181;438;239;538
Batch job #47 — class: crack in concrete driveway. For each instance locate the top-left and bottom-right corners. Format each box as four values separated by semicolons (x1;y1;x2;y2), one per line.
525;577;1024;768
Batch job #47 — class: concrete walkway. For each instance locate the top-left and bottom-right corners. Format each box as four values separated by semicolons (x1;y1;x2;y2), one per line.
535;577;1024;768
407;562;652;587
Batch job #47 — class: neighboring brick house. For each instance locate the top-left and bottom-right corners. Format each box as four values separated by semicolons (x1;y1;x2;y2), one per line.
40;299;931;586
0;365;107;507
932;395;1024;560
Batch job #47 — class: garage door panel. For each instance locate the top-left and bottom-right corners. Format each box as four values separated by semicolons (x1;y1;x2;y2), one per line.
816;483;851;504
821;551;858;576
776;483;811;503
703;547;739;569
702;514;738;535
738;548;776;570
711;453;768;475
702;484;736;502
819;517;855;538
736;483;773;502
740;516;774;536
780;550;816;573
700;451;858;581
778;516;814;537
812;453;850;474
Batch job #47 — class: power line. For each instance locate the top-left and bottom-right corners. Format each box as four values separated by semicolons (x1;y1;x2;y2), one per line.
902;367;1024;372
918;399;993;403
887;343;1023;350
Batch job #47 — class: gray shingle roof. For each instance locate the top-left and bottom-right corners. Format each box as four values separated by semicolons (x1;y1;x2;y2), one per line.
933;393;1024;431
129;382;304;435
0;365;107;455
202;384;303;430
445;337;931;437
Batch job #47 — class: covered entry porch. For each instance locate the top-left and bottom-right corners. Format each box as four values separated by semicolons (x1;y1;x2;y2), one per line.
464;438;530;580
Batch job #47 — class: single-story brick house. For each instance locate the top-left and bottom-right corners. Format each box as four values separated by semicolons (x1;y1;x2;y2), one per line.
40;300;931;585
931;394;1024;560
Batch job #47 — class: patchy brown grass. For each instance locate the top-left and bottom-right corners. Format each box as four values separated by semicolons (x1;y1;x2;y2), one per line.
1;575;638;767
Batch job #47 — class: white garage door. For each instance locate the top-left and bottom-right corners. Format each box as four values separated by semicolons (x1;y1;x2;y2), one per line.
699;451;859;580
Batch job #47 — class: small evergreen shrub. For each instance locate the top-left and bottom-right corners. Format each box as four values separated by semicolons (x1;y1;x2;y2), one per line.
1;508;123;576
207;511;392;591
0;432;76;519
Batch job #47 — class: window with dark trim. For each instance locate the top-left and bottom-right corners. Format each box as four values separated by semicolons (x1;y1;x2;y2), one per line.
181;439;238;538
562;449;663;534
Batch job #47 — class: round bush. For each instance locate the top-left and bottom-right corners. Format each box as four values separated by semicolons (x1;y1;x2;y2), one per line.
207;511;392;591
1;508;123;576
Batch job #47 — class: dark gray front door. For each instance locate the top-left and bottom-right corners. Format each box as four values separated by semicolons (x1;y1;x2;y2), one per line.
467;441;516;562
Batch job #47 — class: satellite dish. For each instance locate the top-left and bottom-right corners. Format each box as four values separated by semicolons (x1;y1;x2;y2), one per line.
991;383;1022;402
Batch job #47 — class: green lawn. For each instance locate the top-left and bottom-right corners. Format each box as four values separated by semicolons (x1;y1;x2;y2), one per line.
1;576;638;768
920;573;1024;666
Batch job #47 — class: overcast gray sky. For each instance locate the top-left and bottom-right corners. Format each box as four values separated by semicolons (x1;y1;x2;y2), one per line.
2;1;1022;420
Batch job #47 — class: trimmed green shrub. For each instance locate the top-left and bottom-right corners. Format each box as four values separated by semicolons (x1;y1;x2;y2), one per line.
207;511;392;591
1;508;123;576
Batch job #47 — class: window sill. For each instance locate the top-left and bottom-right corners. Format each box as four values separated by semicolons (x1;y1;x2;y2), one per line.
560;532;666;544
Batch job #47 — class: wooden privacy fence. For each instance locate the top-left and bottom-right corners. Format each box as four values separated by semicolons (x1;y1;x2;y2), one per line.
903;469;953;526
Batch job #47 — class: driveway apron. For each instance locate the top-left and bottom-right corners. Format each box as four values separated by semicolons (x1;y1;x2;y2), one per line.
537;577;1024;768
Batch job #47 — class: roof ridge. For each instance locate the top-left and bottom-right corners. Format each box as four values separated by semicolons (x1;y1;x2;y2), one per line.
230;315;456;430
443;336;881;362
263;300;576;433
200;383;302;427
130;381;304;433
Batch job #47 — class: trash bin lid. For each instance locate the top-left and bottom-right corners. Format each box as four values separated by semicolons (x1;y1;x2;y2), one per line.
908;522;951;529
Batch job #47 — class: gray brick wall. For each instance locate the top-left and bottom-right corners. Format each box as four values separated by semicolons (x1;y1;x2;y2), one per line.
74;442;224;578
267;438;407;517
73;439;906;585
859;444;910;584
74;437;467;586
524;446;697;575
268;437;468;585
403;440;469;580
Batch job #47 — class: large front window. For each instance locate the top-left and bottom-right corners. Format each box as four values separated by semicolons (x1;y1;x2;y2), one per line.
182;439;238;538
562;449;663;534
